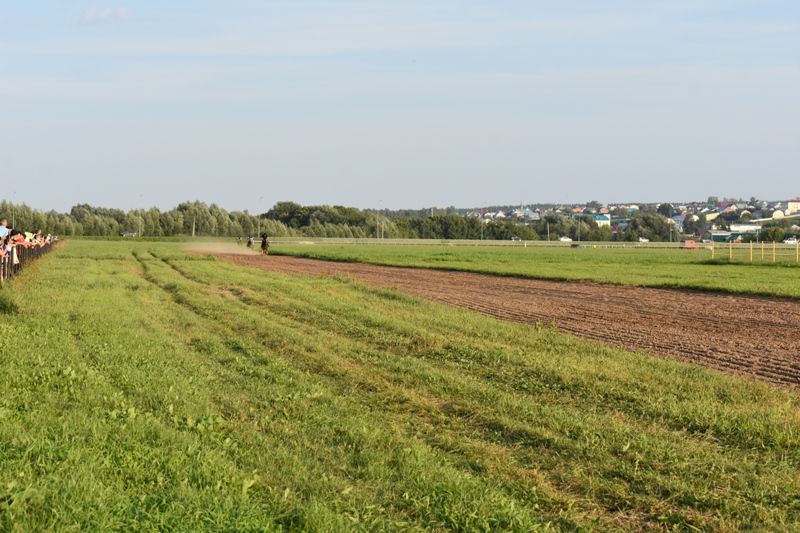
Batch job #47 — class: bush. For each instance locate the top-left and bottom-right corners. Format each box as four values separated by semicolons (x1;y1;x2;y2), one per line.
760;226;786;243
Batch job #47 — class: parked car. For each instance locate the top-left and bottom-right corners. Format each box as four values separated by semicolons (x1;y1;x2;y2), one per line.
784;236;798;244
638;237;650;243
510;236;522;241
559;236;572;242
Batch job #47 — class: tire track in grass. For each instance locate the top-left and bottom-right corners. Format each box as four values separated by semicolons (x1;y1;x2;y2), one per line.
130;251;414;529
133;251;565;530
136;254;488;528
205;276;800;524
147;253;639;528
170;255;800;456
158;251;800;528
153;254;599;528
3;254;315;530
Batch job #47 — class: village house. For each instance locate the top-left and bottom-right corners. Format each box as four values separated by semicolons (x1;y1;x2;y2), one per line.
594;214;611;228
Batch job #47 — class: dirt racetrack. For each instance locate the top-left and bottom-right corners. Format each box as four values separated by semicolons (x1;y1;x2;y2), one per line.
218;254;800;388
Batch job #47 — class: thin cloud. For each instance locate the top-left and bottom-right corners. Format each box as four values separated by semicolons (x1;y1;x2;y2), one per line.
82;6;132;24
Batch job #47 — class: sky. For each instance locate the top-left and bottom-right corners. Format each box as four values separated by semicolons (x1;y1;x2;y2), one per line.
1;1;798;213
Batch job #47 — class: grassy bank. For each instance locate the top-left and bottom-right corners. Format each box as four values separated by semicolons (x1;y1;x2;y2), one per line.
1;240;798;530
271;243;800;298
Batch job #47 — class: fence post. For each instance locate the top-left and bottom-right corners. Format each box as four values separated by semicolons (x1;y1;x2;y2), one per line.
0;242;54;283
796;241;799;265
728;241;733;261
711;241;715;260
761;242;765;262
749;241;753;263
773;241;777;263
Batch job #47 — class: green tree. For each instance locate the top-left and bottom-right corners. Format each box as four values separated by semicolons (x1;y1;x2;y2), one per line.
657;203;674;217
683;216;700;236
760;226;785;243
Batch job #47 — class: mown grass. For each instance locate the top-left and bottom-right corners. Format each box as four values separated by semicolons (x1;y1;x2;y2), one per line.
0;240;799;530
0;290;18;314
271;243;800;299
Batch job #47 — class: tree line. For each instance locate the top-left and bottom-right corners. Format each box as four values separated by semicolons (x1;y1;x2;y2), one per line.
0;200;291;238
0;200;683;241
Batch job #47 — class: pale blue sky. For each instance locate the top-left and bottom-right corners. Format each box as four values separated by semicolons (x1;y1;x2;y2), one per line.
1;1;798;212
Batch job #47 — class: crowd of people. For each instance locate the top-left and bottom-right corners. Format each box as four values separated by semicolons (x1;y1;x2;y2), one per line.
0;217;57;281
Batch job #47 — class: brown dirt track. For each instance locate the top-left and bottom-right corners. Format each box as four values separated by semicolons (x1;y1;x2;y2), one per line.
218;253;800;388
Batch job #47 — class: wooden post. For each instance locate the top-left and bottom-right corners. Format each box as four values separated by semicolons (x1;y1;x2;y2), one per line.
796;241;799;265
773;241;777;263
761;242;765;261
749;241;753;263
711;241;715;260
728;241;733;261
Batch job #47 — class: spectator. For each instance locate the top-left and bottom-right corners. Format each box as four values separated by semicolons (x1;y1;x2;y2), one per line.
0;225;56;281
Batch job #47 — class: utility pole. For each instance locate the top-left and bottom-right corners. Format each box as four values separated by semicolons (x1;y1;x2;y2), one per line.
138;194;144;237
257;196;264;237
480;203;487;241
378;201;384;239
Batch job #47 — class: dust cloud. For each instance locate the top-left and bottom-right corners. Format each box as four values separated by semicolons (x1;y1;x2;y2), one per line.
185;241;260;256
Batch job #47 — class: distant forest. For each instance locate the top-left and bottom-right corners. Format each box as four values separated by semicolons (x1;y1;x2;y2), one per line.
0;200;680;241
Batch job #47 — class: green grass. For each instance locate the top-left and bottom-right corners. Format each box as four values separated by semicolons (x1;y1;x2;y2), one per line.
0;290;18;314
1;240;799;530
272;243;800;299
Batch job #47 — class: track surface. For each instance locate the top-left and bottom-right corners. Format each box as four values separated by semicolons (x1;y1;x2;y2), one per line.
218;254;800;387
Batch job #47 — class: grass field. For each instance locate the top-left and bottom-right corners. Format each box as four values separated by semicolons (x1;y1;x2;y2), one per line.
271;243;800;299
1;240;799;530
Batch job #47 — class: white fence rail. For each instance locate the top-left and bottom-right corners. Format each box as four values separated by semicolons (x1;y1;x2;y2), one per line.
266;237;800;264
269;237;694;249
